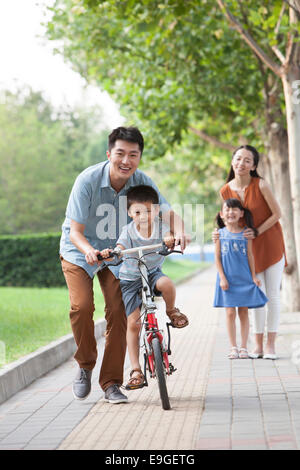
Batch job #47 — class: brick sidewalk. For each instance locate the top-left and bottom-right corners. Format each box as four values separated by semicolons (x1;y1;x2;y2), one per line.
1;265;300;450
59;267;220;450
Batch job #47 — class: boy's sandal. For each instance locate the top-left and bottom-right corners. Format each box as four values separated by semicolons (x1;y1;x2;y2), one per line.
125;369;146;390
228;346;239;359
239;348;249;359
166;308;189;329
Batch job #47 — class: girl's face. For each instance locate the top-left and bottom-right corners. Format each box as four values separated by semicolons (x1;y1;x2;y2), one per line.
232;148;256;177
221;203;244;225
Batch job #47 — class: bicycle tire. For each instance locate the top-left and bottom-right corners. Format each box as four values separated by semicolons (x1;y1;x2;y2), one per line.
152;336;171;410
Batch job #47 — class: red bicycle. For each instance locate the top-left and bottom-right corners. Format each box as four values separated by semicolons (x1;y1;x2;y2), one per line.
98;242;181;410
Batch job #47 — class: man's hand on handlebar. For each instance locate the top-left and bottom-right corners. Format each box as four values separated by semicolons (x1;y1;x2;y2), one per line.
163;235;175;249
85;248;115;265
85;248;102;266
173;231;191;251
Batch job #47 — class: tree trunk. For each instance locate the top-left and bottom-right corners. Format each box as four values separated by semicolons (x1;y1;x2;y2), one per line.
282;67;300;285
268;123;300;311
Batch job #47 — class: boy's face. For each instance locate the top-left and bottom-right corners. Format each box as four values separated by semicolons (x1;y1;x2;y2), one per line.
128;201;159;230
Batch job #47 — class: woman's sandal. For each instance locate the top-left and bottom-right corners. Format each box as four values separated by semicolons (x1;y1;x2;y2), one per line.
228;346;239;359
166;307;189;329
239;348;249;359
125;368;146;390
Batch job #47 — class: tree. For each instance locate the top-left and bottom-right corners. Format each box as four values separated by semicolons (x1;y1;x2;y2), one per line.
0;87;109;234
216;0;300;288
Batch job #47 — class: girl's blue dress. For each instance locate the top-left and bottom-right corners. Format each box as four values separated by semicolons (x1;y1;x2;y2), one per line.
213;227;268;308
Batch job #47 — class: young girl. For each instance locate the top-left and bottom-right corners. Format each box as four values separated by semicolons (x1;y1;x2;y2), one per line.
213;198;268;359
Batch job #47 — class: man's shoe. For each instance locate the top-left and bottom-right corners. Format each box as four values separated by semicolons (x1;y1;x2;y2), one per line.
72;368;92;400
104;384;128;404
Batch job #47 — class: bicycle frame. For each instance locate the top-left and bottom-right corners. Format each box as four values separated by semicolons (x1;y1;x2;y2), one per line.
137;246;171;380
95;242;178;409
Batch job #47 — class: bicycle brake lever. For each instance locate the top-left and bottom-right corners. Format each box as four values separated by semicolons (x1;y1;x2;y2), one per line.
158;242;183;256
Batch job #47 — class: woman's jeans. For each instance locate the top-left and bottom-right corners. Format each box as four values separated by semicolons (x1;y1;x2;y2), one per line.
252;256;285;334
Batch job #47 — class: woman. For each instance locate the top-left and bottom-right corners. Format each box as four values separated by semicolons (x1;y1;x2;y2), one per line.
214;145;287;359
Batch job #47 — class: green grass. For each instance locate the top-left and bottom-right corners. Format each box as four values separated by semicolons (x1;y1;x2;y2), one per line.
0;258;210;365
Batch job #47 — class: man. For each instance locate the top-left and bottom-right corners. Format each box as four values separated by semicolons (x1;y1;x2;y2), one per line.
60;126;189;404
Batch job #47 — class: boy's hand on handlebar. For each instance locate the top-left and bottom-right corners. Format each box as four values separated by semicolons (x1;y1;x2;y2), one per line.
99;248;114;260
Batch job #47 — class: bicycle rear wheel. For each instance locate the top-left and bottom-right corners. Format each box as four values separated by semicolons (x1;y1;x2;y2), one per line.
152;336;171;410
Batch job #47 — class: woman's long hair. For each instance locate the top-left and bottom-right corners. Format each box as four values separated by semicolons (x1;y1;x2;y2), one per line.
226;145;262;183
216;198;258;237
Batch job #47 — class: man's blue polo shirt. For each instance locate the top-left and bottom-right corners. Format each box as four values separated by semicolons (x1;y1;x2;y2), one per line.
60;161;171;278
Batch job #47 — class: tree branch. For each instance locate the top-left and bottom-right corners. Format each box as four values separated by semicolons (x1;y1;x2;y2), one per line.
189;127;236;152
217;0;282;77
283;0;300;16
272;3;287;64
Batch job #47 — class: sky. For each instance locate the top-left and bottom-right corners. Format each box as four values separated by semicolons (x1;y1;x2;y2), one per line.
0;0;123;126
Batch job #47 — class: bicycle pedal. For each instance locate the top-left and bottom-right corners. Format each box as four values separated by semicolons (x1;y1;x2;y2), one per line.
169;363;177;374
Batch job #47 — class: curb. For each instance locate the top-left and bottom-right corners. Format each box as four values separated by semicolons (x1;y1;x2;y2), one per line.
0;319;106;405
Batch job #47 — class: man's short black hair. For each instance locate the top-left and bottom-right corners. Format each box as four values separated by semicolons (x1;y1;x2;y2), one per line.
126;185;159;209
108;126;144;154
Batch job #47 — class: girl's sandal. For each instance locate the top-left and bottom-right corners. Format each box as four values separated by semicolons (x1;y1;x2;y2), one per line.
239;348;249;359
166;307;189;328
228;346;239;359
125;369;146;390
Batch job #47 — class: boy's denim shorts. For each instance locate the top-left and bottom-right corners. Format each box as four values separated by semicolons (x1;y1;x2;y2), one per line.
119;268;165;317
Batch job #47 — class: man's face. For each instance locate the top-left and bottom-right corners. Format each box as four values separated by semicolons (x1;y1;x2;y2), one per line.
107;139;141;184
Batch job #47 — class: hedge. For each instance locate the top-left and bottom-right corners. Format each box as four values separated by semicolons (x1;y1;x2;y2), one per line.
0;233;66;287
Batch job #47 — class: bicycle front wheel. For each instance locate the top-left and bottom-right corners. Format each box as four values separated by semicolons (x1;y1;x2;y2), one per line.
152;336;171;410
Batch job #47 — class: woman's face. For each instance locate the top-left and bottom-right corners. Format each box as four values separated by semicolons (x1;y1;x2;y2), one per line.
232;148;256;177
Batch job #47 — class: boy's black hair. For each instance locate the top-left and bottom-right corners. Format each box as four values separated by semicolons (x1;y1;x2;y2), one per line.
126;185;159;210
108;126;144;154
216;198;258;237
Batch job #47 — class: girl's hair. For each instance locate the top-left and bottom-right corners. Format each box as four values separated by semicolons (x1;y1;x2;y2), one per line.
226;145;262;183
216;198;258;237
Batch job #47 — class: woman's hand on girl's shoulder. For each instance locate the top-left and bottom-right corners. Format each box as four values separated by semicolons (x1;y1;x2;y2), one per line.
212;228;219;243
243;228;256;239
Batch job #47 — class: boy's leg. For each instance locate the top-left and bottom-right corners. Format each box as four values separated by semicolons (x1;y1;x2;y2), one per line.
97;267;127;391
60;257;97;370
155;275;188;328
155;275;176;311
126;307;143;385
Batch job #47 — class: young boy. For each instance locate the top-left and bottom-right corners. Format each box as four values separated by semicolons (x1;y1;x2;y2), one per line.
100;185;188;390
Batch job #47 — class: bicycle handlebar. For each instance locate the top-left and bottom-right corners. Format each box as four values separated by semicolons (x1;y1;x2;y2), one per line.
93;242;182;276
96;242;183;261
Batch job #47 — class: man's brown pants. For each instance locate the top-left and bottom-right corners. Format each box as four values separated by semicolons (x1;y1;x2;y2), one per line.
60;257;127;391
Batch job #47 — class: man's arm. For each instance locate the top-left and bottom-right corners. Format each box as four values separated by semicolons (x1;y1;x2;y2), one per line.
161;209;191;250
70;219;101;266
